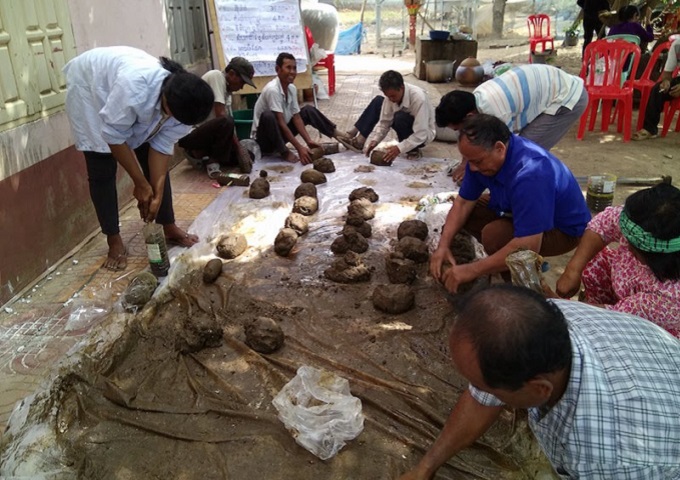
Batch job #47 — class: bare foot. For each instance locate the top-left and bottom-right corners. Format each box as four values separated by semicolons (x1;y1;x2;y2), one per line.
104;234;128;271
163;224;199;247
282;149;298;163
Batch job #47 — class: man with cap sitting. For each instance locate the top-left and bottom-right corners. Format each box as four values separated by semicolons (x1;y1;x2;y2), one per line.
179;57;257;178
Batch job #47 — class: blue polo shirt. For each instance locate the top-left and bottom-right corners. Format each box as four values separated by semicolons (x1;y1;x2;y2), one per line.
459;135;591;238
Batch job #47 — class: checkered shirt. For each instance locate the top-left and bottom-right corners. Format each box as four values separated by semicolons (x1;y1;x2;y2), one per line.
469;300;680;479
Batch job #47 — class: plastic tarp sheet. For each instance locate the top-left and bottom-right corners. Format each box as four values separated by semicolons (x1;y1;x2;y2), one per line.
336;23;363;55
1;151;554;480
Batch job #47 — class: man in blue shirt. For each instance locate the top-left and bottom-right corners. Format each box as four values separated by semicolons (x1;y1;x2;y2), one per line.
430;114;591;293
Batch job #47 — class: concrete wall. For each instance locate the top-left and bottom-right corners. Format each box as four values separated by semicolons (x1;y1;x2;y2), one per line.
0;0;173;305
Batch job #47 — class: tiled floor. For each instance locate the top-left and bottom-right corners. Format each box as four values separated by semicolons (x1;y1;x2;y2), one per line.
0;54;461;432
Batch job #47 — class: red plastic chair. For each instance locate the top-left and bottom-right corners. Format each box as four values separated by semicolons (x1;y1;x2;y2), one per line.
527;14;555;63
304;26;335;96
577;39;641;142
632;41;671;130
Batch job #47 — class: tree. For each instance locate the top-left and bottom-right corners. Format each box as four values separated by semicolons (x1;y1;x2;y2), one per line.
492;0;507;37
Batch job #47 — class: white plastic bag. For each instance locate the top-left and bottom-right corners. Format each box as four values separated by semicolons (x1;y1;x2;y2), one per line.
272;366;364;460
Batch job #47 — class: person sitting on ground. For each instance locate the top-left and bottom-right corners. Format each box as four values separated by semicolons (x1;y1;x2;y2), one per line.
338;70;436;164
64;46;214;270
436;64;587;181
554;183;680;337
251;52;347;165
429;114;591;294
607;5;654;50
398;285;680;480
632;36;680;141
178;57;257;179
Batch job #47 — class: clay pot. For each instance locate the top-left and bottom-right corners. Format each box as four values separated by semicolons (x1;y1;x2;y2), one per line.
455;57;484;87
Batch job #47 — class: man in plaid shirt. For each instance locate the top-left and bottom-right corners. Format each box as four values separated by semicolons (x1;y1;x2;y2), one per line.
399;285;680;479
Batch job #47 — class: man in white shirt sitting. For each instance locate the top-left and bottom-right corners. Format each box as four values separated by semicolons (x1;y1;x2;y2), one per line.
251;52;347;165
338;70;436;164
178;57;256;177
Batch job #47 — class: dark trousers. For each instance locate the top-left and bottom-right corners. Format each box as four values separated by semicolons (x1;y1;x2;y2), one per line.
355;96;415;141
84;143;174;236
178;116;237;166
582;16;605;54
255;105;336;155
458;195;581;258
643;77;680;135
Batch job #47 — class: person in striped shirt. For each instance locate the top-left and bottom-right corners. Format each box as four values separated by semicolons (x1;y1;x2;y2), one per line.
436;64;587;182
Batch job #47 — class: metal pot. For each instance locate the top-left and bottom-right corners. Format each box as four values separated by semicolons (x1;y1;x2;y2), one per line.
455;57;484;86
425;60;454;83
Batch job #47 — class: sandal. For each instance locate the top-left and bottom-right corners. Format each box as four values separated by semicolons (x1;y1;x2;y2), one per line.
631;130;657;141
103;246;128;271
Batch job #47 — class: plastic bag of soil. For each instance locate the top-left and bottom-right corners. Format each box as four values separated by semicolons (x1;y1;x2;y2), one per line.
272;365;364;460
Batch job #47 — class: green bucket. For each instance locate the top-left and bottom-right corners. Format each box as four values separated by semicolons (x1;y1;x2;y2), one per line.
233;109;254;140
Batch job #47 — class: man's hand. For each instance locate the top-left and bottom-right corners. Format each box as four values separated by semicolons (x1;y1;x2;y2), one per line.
397;465;433;480
660;79;671;93
556;267;582;298
382;145;401;164
364;140;378;156
146;191;163;223
133;182;154;221
297;146;313;165
307;140;321;150
441;263;477;294
669;83;680;98
429;247;456;282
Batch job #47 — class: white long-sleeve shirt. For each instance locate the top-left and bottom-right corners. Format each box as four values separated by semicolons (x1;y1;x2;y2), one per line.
366;83;436;153
63;46;191;155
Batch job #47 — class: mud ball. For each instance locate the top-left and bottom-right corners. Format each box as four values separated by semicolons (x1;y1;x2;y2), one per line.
249;177;270;199
324;252;372;283
313;157;336;173
285;213;309;235
385;252;417;284
372;284;415;314
347;198;376;220
397;219;428;241
310;147;325;161
259;170;268;178
178;314;224;354
300;169;327;185
370;150;391;166
216;233;248;259
330;236;349;254
292;196;319;216
122;271;158;311
451;232;477;264
202;258;223;283
294;182;317;199
348;186;379;203
396;236;429;264
346;213;367;227
274;228;298;257
245;317;284;354
343;231;369;253
342;222;372;239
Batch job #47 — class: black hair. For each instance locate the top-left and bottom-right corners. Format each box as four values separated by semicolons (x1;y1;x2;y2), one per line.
452;285;572;391
276;52;295;68
623;182;680;281
618;5;640;22
159;57;213;125
378;70;404;92
459;113;511;149
435;90;477;127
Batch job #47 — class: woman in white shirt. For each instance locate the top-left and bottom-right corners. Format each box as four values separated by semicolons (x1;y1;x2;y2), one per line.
64;46;213;270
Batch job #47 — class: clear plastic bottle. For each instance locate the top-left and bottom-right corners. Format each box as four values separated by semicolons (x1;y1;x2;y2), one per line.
143;223;170;277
